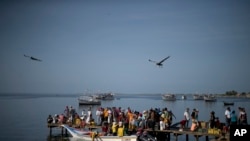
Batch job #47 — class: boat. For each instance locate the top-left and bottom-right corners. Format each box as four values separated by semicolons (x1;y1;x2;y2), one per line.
92;94;105;100
193;94;204;100
203;95;216;102
78;96;101;105
223;101;234;106
92;93;115;100
162;94;176;101
181;95;187;100
102;93;115;100
61;124;137;141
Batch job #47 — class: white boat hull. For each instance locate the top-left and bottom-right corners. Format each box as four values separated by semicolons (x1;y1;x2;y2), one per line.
204;96;216;102
78;96;101;105
61;125;137;141
78;100;101;105
193;95;203;100
162;94;176;101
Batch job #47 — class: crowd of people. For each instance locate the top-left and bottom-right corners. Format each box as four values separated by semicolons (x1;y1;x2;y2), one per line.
224;106;248;127
47;105;248;136
47;106;177;135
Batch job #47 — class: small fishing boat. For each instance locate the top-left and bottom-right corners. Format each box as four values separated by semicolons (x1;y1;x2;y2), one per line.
193;94;204;100
223;101;234;106
102;93;115;100
181;95;187;100
78;96;101;105
204;95;216;102
162;94;176;101
61;124;137;141
92;93;115;100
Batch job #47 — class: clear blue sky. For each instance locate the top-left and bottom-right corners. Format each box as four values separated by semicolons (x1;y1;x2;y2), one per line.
1;0;250;94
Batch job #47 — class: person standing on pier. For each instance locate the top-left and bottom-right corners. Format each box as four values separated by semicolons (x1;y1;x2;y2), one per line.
230;110;237;125
238;107;248;125
184;108;190;127
209;111;216;128
69;106;76;123
81;109;86;120
86;107;92;124
191;108;199;120
64;106;70;118
96;107;102;126
225;107;231;127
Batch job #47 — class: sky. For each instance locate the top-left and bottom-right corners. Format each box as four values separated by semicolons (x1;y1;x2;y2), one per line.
0;0;250;94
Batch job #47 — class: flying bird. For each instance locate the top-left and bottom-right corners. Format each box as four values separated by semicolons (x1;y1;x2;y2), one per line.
24;54;42;62
149;56;170;67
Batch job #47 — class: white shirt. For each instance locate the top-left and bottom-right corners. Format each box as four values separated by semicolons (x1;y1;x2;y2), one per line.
96;110;101;116
225;110;231;118
184;111;190;120
87;110;92;116
160;121;165;130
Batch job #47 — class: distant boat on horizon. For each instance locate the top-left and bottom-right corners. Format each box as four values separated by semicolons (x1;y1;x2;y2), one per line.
78;95;101;105
162;94;176;101
223;101;234;106
181;95;187;100
204;94;216;102
193;94;204;100
92;92;115;100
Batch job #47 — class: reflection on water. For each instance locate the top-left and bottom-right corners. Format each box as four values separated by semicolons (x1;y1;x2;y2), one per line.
47;135;71;141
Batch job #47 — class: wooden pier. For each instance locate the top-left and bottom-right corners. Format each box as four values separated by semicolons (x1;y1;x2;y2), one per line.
48;123;229;141
47;123;67;136
47;123;102;136
146;128;229;141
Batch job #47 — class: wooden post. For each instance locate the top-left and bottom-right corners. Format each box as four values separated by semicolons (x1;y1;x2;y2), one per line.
65;128;68;136
174;133;178;141
167;132;170;141
61;127;64;136
186;134;189;141
49;127;52;136
206;136;209;141
195;135;199;141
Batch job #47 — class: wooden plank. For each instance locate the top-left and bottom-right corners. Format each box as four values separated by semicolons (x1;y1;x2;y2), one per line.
145;128;223;141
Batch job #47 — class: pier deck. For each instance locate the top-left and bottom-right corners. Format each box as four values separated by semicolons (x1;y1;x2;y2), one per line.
47;123;229;141
47;123;102;136
146;128;229;141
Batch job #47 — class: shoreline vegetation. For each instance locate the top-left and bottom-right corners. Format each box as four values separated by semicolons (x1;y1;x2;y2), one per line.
215;90;250;98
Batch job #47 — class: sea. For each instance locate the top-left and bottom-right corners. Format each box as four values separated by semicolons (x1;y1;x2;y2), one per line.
0;93;249;141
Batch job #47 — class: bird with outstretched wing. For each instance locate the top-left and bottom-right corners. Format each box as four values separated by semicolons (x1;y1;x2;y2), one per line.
149;56;170;67
24;54;42;62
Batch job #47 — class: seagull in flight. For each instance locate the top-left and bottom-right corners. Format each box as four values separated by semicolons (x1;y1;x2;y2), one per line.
24;54;42;62
149;56;170;67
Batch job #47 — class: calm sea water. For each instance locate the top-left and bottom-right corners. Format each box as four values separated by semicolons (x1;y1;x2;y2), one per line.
0;93;249;141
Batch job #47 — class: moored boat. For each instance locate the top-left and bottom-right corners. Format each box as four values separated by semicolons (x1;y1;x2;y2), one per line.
92;93;115;100
204;95;216;102
162;94;176;101
61;124;137;141
223;101;234;106
193;94;204;100
181;95;187;100
102;93;115;100
78;96;101;105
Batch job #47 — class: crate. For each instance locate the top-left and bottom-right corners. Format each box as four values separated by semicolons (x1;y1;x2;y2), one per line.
207;128;221;135
200;121;208;129
213;129;221;135
208;128;214;134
